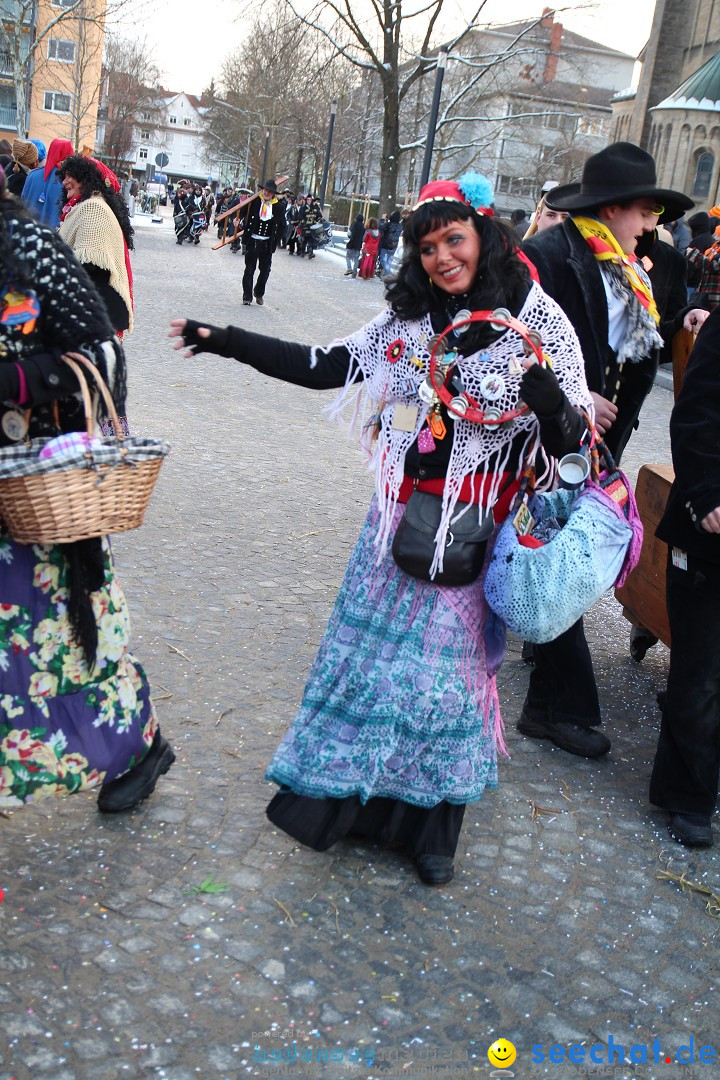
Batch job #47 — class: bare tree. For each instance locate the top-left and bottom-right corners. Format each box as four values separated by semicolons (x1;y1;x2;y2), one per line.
282;0;492;211
206;1;345;191
99;34;162;173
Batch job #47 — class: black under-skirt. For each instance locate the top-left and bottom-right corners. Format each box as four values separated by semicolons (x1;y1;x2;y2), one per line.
266;790;466;858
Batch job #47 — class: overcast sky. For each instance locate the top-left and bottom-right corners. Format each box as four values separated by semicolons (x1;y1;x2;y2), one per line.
120;0;657;99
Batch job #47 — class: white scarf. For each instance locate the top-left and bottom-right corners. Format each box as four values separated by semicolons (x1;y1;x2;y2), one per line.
317;282;592;574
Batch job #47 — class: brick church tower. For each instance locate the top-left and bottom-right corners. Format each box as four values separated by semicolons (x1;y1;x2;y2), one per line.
612;0;720;206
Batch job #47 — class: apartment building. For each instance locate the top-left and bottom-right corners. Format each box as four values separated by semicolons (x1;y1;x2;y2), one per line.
0;0;105;150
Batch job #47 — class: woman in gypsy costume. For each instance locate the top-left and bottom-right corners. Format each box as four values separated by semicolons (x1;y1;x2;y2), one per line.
170;174;592;884
58;156;134;337
0;170;174;812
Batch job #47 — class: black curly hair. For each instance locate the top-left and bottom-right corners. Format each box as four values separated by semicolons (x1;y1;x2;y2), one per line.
385;200;530;351
59;155;134;250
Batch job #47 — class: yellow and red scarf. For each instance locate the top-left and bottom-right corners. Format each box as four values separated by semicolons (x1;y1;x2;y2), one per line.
573;215;660;325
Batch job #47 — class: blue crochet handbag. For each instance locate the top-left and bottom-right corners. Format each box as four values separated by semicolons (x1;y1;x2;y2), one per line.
483;441;643;644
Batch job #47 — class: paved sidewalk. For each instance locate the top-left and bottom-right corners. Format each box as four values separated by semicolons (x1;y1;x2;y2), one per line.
1;228;717;1080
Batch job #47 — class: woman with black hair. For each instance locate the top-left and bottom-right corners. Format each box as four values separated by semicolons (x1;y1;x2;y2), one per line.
0;166;174;812
58;155;134;336
169;173;591;885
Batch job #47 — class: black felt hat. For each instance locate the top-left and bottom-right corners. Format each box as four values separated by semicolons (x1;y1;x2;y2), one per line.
259;179;278;194
545;142;694;224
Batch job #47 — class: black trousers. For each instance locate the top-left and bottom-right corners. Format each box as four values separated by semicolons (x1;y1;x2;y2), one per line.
649;551;720;818
525;617;601;726
242;239;273;300
524;413;639;730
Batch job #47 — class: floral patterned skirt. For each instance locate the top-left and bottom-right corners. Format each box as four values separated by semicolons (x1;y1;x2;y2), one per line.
0;535;156;806
266;499;502;812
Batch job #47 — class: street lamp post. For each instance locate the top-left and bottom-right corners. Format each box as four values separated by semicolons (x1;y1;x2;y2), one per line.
418;47;449;190
260;128;271;183
243;126;258;187
318;101;337;212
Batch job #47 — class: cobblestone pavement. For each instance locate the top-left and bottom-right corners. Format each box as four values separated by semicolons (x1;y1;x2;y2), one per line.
2;222;718;1080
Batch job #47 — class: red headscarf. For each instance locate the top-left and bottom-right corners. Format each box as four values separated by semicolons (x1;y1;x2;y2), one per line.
89;158;121;193
44;138;74;180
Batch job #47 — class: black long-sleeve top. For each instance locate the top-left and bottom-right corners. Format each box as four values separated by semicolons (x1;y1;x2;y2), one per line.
190;302;586;481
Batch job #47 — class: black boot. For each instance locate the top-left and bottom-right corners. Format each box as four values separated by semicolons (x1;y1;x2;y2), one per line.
416;854;454;886
97;731;175;813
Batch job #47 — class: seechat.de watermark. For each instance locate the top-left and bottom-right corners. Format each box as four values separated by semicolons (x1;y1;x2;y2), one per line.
252;1043;374;1065
531;1037;716;1066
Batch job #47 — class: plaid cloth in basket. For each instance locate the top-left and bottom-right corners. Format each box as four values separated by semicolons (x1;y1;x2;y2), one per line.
0;436;170;479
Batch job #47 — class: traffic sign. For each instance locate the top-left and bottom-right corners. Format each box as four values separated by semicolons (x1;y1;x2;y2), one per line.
155;152;169;168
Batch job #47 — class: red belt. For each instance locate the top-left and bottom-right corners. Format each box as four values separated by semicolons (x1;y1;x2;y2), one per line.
397;471;519;524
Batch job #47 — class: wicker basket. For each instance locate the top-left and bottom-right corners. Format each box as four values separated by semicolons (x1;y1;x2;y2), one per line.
0;353;169;544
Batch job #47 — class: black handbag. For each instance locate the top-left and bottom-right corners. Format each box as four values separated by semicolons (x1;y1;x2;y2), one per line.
392;490;494;586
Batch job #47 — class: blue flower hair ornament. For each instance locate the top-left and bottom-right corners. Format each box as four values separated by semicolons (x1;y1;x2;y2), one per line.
458;172;495;213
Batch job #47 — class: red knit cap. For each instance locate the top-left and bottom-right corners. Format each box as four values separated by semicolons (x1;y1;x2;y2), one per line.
413;173;494;216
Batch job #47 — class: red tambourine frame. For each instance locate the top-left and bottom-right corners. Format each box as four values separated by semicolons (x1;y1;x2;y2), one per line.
428;310;545;425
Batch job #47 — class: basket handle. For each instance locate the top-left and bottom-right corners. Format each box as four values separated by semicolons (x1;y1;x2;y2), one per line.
61;353;123;442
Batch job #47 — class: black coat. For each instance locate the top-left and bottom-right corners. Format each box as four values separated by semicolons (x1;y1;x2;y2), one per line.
347;215;365;249
379;218;402;251
523;219;660;460
657;307;720;563
242;196;284;249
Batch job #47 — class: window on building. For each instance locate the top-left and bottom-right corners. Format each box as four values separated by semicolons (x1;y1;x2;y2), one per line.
48;39;76;62
44;91;71;113
51;0;77;8
693;152;714;199
169;115;177;124
183;117;192;127
139;147;148;160
140;129;150;139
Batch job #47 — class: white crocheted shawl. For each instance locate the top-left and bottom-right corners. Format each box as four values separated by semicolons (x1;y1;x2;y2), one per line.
317;282;593;574
59;194;133;332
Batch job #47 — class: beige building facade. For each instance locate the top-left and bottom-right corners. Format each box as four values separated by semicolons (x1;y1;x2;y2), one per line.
0;0;105;150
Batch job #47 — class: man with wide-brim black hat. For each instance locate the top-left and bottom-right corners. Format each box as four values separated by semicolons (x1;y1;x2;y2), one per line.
519;142;709;761
239;179;285;306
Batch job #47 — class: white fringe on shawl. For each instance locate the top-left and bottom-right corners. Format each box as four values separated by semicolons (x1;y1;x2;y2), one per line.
317;282;593;577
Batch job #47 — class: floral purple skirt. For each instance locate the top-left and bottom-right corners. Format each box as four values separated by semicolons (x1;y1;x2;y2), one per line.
0;535;156;806
266;499;503;812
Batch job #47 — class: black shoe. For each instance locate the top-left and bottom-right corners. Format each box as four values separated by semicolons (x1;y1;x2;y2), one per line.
176;238;183;245
416;854;454;886
97;732;175;813
254;295;264;306
242;298;252;305
517;709;611;758
667;812;713;848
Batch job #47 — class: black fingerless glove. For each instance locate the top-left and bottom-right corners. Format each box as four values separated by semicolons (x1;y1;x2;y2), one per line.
519;362;563;417
182;319;231;356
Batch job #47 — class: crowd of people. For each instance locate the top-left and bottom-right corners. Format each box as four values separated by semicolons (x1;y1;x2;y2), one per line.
1;130;719;881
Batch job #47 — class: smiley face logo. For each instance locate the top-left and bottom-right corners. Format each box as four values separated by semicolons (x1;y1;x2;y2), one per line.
487;1039;517;1068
